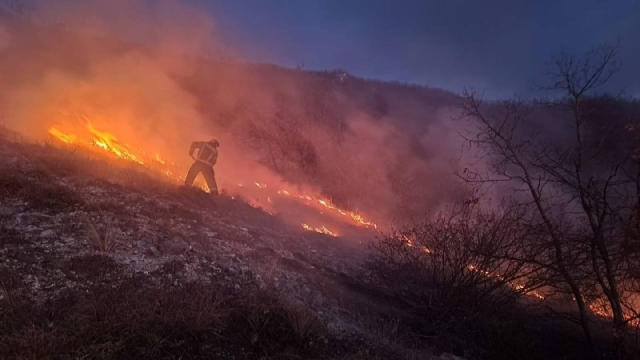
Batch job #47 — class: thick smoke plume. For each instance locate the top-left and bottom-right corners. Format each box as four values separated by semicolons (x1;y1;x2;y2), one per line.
0;0;469;231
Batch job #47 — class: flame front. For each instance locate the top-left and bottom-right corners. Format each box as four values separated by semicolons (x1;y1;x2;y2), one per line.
47;119;378;237
48;127;78;144
302;223;338;237
277;189;377;229
49;122;208;191
86;124;144;164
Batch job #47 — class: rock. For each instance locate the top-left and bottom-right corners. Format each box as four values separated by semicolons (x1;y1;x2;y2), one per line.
39;229;56;238
205;231;218;238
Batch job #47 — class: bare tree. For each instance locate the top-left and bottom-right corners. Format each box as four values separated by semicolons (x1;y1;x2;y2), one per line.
460;44;639;358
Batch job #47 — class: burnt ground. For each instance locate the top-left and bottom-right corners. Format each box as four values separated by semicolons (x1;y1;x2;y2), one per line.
0;130;460;359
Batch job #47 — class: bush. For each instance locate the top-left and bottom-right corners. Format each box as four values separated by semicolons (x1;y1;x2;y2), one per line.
366;204;572;359
1;279;376;359
225;288;327;357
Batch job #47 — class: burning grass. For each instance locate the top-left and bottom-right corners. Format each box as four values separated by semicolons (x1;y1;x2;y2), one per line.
45;120;379;236
4;126;626;359
367;206;640;359
0;133;428;358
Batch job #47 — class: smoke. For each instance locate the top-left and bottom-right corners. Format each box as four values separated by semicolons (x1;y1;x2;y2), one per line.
0;0;471;231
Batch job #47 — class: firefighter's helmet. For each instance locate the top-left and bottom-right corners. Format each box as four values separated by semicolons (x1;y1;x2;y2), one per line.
210;139;220;148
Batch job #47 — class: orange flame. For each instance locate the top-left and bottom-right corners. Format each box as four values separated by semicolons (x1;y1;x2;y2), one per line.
47;120;380;235
401;234;431;253
49;124;147;165
302;223;338;237
48;127;78;144
402;237;544;300
86;124;143;164
47;123;205;189
278;189;377;229
154;154;166;164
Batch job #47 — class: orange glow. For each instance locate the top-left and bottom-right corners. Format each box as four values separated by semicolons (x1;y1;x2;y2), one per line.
86;124;143;164
401;238;545;301
47;119;379;235
466;264;547;299
154;154;166;164
48;127;78;144
49;124;147;165
401;234;431;253
47;123;202;188
278;189;378;229
302;223;338;237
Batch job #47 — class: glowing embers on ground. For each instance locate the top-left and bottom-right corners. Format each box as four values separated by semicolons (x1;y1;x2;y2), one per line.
276;188;377;229
402;234;432;253
466;264;546;300
402;234;640;324
401;234;545;300
233;182;379;236
302;223;338;237
586;298;640;327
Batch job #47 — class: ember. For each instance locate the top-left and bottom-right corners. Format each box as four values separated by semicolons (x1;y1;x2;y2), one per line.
302;223;338;237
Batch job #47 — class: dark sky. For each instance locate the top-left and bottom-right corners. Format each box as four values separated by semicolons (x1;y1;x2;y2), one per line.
195;0;639;98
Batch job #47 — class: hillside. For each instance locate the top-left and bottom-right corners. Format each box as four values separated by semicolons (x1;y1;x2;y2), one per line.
0;129;469;359
2;6;640;359
0;16;468;226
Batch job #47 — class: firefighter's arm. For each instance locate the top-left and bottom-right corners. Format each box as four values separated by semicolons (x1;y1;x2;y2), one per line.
188;142;202;157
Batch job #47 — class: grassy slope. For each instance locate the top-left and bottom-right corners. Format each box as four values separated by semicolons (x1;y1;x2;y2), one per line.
0;130;446;359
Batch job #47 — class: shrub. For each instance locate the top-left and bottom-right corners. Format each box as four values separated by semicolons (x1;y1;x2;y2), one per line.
84;218;126;253
366;204;555;358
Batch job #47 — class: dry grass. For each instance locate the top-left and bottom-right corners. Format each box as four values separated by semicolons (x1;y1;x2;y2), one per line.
84;219;125;253
0;278;398;359
286;302;323;341
360;316;401;346
0;153;85;214
0;131;445;359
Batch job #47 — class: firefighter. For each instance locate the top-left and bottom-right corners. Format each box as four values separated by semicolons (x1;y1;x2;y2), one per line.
185;138;219;195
